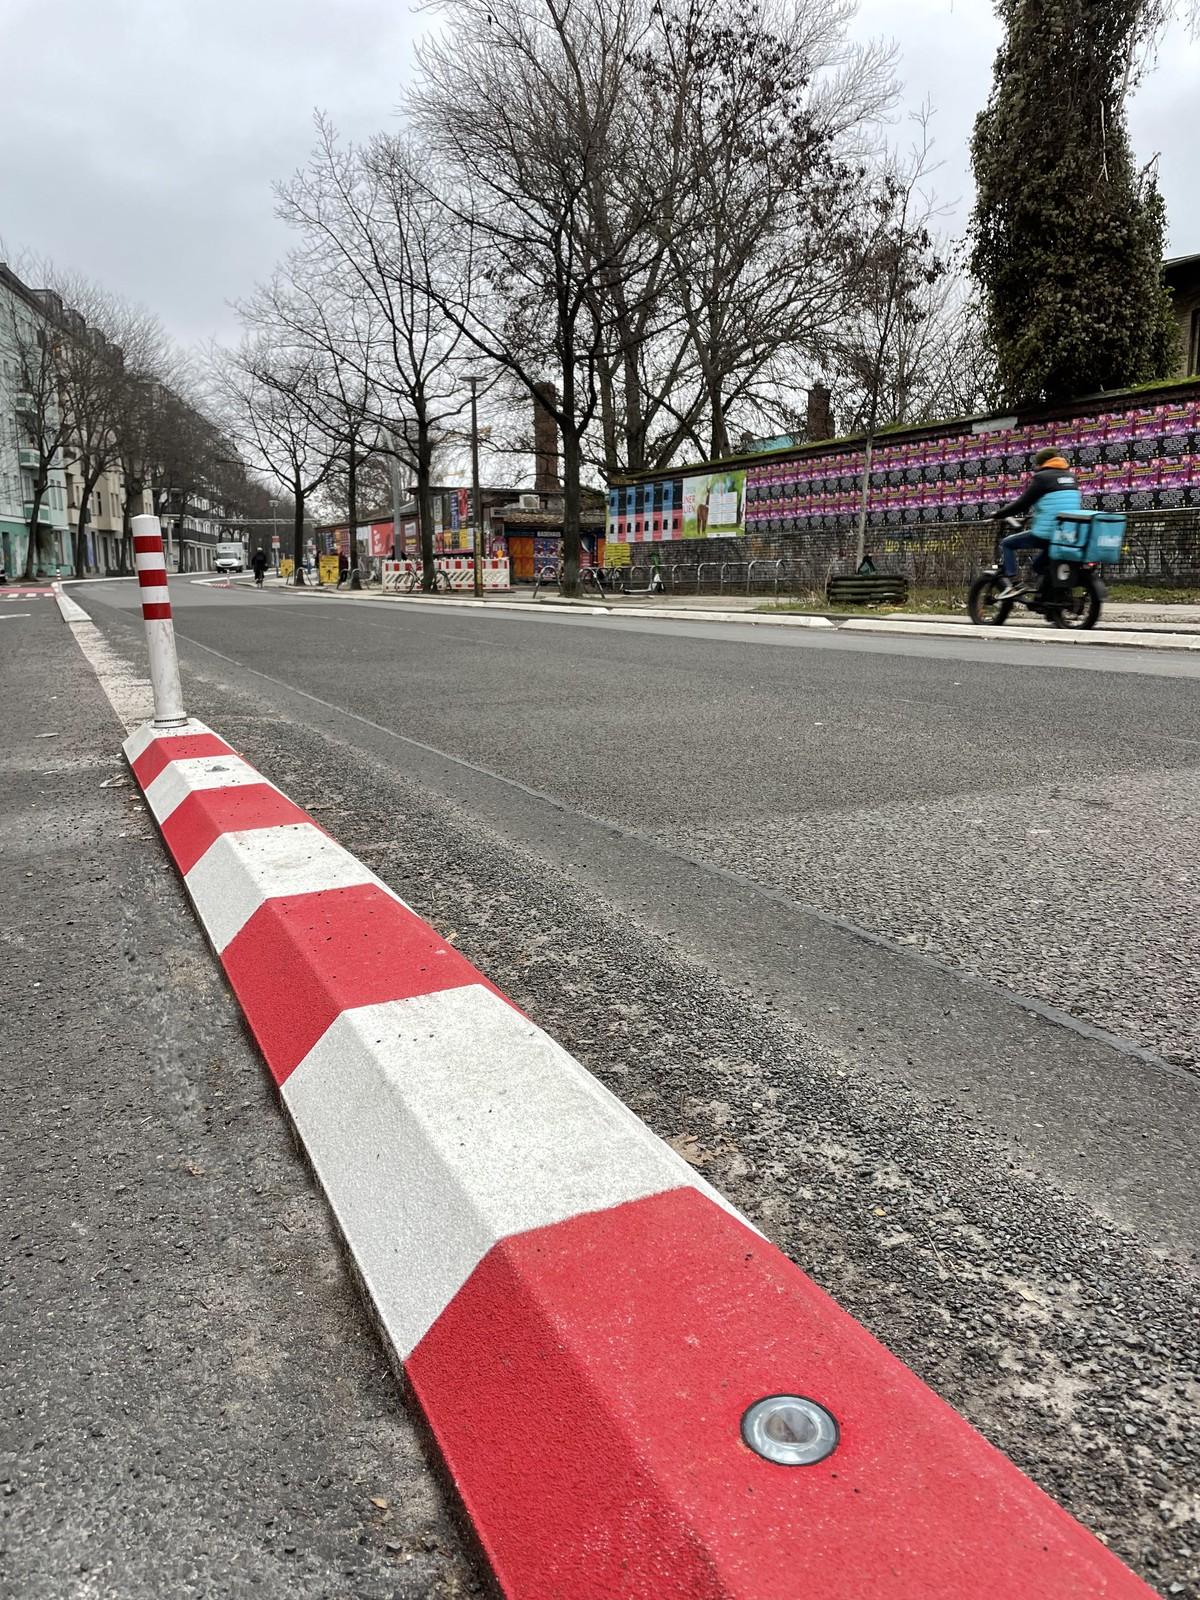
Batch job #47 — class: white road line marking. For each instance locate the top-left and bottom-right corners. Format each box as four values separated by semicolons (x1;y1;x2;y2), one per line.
57;612;154;731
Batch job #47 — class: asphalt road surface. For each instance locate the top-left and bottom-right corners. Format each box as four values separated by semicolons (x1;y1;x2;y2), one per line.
16;576;1200;1597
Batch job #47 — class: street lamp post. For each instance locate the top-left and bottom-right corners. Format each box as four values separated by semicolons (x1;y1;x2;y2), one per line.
468;377;483;599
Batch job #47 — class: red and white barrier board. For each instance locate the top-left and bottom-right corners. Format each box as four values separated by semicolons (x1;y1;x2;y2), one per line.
382;557;510;591
122;715;1156;1600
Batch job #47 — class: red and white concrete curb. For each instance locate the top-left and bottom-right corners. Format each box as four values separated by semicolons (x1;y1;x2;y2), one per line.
122;710;1156;1597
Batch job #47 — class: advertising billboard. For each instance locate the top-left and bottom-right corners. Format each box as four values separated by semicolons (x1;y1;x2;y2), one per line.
681;471;745;538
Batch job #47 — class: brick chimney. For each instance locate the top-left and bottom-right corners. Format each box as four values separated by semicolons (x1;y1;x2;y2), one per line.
533;382;561;494
806;383;833;442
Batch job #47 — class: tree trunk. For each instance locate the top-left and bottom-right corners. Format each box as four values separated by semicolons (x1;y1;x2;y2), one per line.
347;438;362;590
124;468;147;569
622;341;645;472
21;470;50;585
74;473;101;581
561;425;582;600
22;492;47;582
559;350;581;598
416;416;436;593
114;486;132;582
708;379;729;461
597;354;620;478
292;476;306;585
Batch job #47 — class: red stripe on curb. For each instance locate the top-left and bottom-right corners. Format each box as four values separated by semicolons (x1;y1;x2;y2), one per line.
141;602;172;620
221;882;502;1084
162;784;316;876
136;566;169;588
131;733;235;789
410;1185;1152;1600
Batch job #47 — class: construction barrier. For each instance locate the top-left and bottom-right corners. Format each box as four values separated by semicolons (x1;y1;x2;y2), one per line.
382;558;511;592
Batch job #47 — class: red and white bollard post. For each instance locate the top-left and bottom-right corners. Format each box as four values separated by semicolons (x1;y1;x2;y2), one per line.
132;513;187;728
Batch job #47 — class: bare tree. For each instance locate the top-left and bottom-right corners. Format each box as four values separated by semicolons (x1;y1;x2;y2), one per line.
624;0;895;465
238;254;390;580
212;341;336;583
274;119;467;591
144;392;228;569
110;348;205;572
830;114;947;566
52;277;168;577
409;0;669;595
4;273;73;581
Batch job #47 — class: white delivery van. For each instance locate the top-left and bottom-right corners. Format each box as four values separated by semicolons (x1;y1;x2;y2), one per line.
214;541;247;573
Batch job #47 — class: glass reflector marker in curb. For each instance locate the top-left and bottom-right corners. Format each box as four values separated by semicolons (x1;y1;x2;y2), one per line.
742;1395;839;1466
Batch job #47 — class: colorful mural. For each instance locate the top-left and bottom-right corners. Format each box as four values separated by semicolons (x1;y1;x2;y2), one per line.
607;391;1200;544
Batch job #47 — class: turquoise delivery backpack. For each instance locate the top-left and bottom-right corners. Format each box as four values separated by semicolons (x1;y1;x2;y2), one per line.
1049;510;1126;565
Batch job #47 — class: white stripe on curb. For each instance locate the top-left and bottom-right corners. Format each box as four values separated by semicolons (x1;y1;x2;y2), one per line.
283;985;731;1356
144;754;268;823
185;824;378;953
52;582;91;624
840;617;1200;650
278;584;1199;649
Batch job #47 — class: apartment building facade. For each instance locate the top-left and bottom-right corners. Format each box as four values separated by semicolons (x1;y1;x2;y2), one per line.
0;264;71;578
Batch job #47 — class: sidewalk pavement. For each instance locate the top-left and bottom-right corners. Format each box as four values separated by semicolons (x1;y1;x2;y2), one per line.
243;573;1200;637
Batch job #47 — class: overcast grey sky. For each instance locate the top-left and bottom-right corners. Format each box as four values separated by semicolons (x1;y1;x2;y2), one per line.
2;0;1197;353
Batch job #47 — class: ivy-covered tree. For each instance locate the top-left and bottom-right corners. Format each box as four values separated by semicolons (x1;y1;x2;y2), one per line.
970;0;1178;406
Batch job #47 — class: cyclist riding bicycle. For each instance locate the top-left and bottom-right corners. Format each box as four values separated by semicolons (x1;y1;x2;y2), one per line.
994;447;1081;601
251;547;268;587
